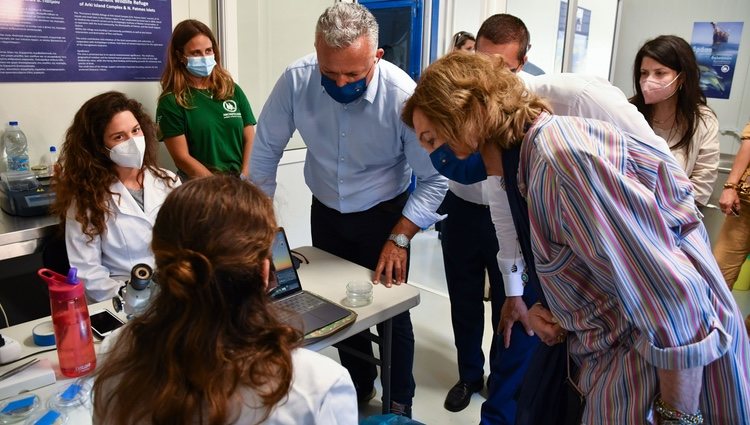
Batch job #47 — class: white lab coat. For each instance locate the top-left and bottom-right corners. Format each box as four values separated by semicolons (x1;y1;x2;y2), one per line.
65;169;179;302
94;330;358;425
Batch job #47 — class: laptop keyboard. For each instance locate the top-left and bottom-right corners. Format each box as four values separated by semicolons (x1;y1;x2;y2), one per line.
277;292;325;315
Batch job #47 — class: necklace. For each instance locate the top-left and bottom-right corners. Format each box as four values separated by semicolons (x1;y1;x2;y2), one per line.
652;111;675;125
194;88;213;99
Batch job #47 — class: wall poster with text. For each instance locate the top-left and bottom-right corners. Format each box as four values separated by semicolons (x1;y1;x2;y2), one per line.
0;0;172;82
690;21;744;99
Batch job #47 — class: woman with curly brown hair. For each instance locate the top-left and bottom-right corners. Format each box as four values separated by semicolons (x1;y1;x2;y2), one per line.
156;19;256;179
92;176;357;425
52;91;179;302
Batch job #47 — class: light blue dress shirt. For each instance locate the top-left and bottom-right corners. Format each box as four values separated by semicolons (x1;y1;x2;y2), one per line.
251;53;447;228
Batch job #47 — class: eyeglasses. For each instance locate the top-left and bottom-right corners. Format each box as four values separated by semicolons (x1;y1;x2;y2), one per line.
453;31;475;45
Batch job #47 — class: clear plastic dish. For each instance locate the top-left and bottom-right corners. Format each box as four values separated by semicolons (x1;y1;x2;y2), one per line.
0;394;40;424
24;409;66;425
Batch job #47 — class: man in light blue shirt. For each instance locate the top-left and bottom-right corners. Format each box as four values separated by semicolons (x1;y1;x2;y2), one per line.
250;3;447;417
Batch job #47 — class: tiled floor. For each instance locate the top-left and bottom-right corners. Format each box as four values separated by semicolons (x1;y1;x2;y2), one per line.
326;228;750;425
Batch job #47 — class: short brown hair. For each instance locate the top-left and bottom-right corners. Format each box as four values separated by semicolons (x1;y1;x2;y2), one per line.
402;52;550;152
476;14;530;62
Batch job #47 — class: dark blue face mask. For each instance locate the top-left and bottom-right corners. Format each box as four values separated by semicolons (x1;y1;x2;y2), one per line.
429;143;487;185
321;74;367;104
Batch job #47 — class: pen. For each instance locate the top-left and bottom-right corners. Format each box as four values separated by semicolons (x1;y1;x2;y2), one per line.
0;358;40;382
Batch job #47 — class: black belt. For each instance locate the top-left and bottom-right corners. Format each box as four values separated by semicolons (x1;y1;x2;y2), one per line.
312;190;409;215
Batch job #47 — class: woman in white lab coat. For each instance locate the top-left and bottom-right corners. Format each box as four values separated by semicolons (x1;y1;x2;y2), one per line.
92;176;357;425
52;91;179;302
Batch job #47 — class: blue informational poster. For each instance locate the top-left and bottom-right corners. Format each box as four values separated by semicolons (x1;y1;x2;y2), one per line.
0;0;172;82
691;21;744;99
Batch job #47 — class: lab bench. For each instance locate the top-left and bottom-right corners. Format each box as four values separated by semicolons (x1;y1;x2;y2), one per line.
0;212;57;261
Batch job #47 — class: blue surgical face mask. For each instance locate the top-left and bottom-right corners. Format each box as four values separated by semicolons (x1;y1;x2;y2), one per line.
186;55;216;77
429;143;487;185
321;74;368;104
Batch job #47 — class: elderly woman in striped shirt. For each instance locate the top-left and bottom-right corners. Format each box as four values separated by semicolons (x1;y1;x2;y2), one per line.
403;52;750;425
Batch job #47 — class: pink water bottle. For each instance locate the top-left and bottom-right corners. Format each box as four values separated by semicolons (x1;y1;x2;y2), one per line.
37;267;96;377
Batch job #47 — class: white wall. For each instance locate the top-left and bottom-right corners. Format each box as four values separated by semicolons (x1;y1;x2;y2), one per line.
436;0;507;58
0;0;215;170
611;0;750;155
506;0;617;76
576;0;617;76
506;0;562;72
232;0;332;247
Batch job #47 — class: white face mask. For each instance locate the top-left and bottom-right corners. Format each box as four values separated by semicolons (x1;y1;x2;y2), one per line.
108;136;146;169
640;73;681;105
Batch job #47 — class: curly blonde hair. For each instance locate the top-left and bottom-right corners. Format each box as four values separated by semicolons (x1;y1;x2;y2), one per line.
93;176;302;425
52;91;174;241
160;19;235;108
402;52;550;152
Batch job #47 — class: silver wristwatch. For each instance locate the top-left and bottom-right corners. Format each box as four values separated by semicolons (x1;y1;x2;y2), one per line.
388;233;410;249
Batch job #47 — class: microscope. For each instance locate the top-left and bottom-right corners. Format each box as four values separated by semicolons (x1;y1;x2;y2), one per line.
112;263;157;320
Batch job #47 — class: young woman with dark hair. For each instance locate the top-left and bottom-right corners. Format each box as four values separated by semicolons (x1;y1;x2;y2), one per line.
630;35;719;206
451;31;476;53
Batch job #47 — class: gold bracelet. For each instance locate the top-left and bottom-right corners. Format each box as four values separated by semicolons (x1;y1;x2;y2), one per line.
724;182;739;191
654;397;704;424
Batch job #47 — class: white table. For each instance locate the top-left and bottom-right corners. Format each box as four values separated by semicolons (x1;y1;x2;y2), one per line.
0;246;421;422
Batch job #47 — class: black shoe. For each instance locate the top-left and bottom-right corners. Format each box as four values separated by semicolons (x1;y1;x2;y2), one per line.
390;401;413;418
357;386;377;404
444;379;483;412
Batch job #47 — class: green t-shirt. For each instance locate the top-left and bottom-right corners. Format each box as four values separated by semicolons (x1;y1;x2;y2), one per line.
156;83;257;174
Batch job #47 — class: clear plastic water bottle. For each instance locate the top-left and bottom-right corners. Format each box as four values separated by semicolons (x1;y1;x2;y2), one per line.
37;267;97;378
41;146;58;176
2;121;29;172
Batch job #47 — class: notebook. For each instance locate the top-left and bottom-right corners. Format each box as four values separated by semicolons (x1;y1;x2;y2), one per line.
268;228;356;341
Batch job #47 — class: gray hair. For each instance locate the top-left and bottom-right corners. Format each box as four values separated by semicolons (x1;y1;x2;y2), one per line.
316;3;379;50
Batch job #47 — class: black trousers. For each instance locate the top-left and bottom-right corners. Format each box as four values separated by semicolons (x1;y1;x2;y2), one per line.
440;190;539;424
311;193;416;405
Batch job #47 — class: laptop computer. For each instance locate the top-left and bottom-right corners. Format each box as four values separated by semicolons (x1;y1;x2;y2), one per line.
268;228;356;340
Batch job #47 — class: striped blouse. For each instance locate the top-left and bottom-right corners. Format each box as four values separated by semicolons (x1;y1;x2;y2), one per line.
517;112;750;424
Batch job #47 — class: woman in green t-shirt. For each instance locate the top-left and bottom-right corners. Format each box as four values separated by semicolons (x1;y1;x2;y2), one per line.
157;19;257;180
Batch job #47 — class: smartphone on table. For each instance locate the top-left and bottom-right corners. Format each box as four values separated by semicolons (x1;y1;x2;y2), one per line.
90;310;125;340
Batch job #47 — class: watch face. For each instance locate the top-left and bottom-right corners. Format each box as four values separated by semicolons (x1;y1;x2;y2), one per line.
392;234;409;247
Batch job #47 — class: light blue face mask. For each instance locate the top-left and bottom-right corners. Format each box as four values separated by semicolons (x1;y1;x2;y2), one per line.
186;55;216;77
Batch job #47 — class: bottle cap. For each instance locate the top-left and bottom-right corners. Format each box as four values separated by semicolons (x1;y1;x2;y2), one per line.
49;146;56;153
38;268;86;302
65;268;79;286
8;121;17;126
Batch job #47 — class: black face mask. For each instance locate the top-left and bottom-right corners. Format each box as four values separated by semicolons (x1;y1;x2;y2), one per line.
429;143;487;184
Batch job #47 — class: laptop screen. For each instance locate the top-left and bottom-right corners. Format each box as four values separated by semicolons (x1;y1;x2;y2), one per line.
268;229;303;300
